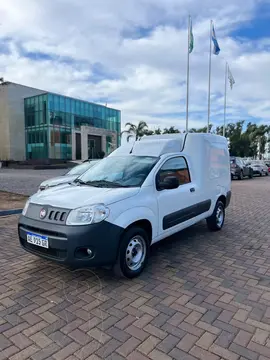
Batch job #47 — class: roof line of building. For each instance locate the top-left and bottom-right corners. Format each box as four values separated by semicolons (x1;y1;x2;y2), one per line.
2;80;120;112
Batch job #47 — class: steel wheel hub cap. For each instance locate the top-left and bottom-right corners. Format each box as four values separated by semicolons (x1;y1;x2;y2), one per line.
125;235;146;271
216;206;224;227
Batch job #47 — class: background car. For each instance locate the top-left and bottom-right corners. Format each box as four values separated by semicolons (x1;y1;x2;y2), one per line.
39;160;100;191
249;160;269;176
230;157;253;180
264;160;270;173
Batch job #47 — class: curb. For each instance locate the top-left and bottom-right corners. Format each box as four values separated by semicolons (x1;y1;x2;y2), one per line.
0;209;23;217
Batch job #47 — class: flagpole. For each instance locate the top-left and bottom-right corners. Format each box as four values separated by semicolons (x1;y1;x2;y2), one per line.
207;20;212;133
223;62;228;137
186;15;191;133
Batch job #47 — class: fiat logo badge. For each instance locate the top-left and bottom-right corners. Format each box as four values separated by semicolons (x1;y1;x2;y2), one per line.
40;208;47;219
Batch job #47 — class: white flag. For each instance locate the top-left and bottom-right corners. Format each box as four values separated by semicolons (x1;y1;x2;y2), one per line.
228;67;235;89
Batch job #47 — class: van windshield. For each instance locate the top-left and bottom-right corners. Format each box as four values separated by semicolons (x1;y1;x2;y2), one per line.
66;161;98;176
78;156;158;188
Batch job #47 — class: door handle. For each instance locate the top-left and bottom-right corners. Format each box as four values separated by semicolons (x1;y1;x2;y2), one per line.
190;187;195;192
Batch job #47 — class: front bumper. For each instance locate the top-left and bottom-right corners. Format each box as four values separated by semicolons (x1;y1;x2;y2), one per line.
231;169;239;178
18;215;123;267
252;170;262;175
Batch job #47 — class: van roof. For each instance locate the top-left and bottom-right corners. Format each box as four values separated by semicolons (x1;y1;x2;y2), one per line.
110;133;227;158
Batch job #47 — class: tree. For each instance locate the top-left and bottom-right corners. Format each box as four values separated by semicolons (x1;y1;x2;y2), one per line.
121;121;148;142
163;126;180;134
154;128;162;135
186;124;214;133
215;121;270;158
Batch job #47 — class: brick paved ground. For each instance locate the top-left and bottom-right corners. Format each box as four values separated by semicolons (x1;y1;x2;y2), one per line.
1;177;270;360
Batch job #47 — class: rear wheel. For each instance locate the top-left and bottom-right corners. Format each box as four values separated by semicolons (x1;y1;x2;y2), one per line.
206;201;225;231
113;226;149;278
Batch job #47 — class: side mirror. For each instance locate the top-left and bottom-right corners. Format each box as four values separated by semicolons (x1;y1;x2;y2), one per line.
158;176;179;190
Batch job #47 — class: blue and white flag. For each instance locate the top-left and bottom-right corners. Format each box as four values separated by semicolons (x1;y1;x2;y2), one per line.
211;23;220;55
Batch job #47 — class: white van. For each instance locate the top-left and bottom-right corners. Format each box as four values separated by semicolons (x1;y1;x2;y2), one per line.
18;133;231;278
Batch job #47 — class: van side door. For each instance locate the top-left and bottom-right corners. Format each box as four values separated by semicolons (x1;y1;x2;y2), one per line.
155;156;211;239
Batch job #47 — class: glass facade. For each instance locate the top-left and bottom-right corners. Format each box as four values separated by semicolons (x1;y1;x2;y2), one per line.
24;93;121;160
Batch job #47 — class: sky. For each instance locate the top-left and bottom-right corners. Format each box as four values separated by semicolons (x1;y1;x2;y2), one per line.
0;0;270;132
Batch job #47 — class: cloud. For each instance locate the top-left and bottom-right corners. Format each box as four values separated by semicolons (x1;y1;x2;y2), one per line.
0;0;270;131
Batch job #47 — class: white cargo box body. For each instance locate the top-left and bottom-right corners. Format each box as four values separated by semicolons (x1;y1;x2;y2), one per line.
19;132;231;279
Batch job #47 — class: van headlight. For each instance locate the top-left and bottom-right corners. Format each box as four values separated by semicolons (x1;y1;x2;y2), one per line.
22;199;31;216
66;204;110;226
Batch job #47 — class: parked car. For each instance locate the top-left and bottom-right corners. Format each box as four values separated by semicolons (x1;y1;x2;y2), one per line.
264;161;270;173
249;160;269;177
38;160;100;191
18;133;231;278
230;157;253;180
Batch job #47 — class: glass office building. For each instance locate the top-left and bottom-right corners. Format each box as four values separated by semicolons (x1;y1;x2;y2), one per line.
24;93;121;160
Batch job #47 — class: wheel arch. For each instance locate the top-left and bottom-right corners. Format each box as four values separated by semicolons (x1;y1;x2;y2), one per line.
124;219;152;245
113;207;157;242
217;195;226;208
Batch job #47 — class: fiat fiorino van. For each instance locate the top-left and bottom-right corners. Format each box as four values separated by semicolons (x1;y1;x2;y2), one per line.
18;133;231;278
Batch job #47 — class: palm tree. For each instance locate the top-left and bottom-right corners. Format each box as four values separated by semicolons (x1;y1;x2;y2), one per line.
121;121;148;142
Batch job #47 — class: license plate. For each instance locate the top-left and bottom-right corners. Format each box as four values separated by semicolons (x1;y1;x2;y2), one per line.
26;232;49;249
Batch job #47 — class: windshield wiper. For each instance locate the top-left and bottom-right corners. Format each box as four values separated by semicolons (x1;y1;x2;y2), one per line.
73;178;89;186
85;180;129;188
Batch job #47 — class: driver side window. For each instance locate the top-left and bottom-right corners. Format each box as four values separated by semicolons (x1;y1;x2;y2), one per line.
156;157;191;190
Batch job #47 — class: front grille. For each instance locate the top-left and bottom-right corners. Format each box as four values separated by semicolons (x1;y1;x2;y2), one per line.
20;224;66;239
21;238;67;259
48;210;67;222
26;204;70;224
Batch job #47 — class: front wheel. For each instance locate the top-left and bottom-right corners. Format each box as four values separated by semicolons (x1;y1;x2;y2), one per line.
249;170;253;179
113;227;149;279
206;201;225;231
238;171;244;180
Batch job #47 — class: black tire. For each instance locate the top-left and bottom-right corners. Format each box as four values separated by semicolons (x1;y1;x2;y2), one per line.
265;172;268;176
260;172;262;177
238;171;244;180
113;226;149;279
206;201;225;231
249;170;253;179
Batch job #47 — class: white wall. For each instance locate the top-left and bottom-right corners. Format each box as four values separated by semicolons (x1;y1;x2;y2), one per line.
7;83;45;161
72;126;117;160
0;85;10;160
0;82;45;161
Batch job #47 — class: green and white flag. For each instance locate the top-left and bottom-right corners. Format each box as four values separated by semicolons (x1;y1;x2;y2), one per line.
189;18;194;54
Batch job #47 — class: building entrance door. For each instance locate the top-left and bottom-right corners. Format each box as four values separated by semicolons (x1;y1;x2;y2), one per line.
87;135;101;158
76;133;81;160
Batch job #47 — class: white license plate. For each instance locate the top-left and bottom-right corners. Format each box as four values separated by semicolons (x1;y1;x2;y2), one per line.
26;232;49;249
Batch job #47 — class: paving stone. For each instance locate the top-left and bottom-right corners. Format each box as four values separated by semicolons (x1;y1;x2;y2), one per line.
229;342;259;360
157;334;179;354
177;333;199;352
116;337;141;357
196;331;217;350
10;333;33;349
137;336;160;355
0;333;12;350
